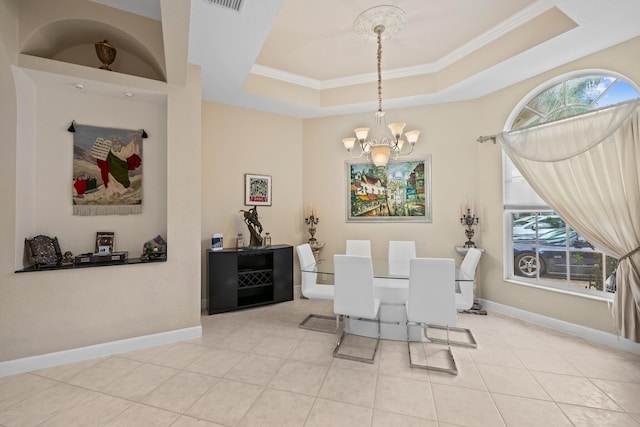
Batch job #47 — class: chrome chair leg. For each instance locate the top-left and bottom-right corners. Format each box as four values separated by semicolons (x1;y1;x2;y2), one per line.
424;323;477;348
299;313;339;333
333;315;380;364
407;322;458;375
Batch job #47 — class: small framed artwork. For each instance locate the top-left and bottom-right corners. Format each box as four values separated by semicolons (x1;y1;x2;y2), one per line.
245;173;272;206
211;233;223;251
346;157;432;223
95;231;115;254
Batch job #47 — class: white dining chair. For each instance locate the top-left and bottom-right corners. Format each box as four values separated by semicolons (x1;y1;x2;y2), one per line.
406;258;458;374
345;240;371;257
296;244;337;333
333;254;381;363
388;240;416;276
406;257;478;374
456;248;482;311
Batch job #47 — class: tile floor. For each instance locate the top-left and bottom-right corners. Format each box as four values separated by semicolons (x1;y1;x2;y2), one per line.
1;298;640;426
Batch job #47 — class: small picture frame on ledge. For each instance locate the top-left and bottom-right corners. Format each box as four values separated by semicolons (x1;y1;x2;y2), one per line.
212;233;223;251
95;232;115;254
245;173;272;206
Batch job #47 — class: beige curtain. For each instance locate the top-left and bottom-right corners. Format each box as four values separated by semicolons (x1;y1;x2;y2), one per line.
498;100;640;342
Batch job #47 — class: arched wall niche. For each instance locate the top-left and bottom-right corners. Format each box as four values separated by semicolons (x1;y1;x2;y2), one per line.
20;19;166;81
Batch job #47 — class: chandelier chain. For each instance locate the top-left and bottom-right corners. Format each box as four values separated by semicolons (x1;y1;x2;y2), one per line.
376;26;383;113
342;6;419;168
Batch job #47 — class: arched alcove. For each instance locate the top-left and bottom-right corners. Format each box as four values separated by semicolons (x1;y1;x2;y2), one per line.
21;19;166;81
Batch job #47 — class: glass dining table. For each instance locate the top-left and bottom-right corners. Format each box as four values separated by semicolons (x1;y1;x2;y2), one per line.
304;259;472;282
301;259;472;341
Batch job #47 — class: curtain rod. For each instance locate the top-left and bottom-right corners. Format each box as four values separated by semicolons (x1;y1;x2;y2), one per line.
67;121;148;138
477;99;640;144
477;135;497;144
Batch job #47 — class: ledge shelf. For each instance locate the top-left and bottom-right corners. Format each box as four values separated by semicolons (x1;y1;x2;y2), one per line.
15;257;167;273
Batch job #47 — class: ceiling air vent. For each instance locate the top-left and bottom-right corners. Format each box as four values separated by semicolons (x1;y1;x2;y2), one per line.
203;0;243;12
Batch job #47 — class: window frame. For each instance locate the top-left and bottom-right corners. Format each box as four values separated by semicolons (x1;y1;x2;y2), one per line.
503;209;615;300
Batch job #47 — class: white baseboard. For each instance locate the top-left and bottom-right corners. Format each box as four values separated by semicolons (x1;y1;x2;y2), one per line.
7;300;635;377
0;326;202;377
479;299;640;355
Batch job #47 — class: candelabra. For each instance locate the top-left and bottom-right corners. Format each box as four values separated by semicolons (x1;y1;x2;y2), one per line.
304;213;319;243
460;208;479;248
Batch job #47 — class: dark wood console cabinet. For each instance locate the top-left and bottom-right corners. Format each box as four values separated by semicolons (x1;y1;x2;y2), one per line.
207;245;293;314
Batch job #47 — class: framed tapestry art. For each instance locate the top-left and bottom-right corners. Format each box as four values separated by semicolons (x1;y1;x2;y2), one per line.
346;157;432;223
245;174;272;206
72;124;144;216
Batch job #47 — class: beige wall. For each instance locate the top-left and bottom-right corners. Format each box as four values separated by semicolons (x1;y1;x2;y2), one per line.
0;0;201;364
301;37;640;335
0;0;20;356
200;102;304;302
13;73;168;266
3;0;639;365
475;36;640;333
303;102;481;262
19;0;166;81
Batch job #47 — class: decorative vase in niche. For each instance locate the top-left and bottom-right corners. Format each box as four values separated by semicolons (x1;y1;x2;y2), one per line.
95;40;116;71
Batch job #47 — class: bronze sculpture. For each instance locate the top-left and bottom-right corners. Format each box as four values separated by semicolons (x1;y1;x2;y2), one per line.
240;206;263;247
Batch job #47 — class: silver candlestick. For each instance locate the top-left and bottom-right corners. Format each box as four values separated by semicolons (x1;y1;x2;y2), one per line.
460;208;479;248
304;213;319;243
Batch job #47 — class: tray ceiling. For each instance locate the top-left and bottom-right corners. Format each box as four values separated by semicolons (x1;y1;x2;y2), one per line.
94;0;640;118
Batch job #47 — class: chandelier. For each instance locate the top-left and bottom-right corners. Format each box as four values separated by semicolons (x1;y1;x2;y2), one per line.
342;5;420;168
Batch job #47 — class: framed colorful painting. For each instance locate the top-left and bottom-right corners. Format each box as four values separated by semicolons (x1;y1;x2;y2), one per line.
346;157;431;222
245;173;272;206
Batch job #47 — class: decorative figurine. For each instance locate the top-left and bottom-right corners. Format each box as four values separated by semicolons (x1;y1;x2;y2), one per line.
239;206;263;247
141;235;167;261
61;251;74;267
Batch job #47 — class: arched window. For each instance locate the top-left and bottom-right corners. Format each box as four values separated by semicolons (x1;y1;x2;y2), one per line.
509;73;640;130
503;71;640;296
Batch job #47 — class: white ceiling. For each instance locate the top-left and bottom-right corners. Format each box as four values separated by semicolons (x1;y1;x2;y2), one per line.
95;0;640;118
